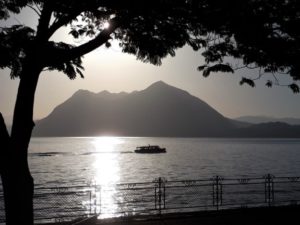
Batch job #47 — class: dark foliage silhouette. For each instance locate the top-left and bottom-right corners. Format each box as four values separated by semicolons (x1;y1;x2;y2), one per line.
0;1;299;224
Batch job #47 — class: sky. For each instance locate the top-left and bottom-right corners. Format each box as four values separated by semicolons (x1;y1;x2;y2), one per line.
1;7;300;125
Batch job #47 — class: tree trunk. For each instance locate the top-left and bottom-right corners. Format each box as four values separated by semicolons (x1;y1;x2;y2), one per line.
0;60;42;225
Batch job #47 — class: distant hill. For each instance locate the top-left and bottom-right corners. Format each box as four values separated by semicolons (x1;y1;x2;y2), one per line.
235;116;300;125
33;81;300;138
232;122;300;138
33;81;236;137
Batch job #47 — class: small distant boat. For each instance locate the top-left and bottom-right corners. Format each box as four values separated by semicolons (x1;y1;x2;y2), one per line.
134;145;166;154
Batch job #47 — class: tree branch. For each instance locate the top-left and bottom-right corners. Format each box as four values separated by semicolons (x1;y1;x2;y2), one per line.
48;11;82;39
49;16;120;64
36;2;53;41
34;2;42;13
272;72;280;85
26;4;41;16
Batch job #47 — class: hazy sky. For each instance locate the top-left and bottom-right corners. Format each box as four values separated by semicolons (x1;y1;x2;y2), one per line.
1;8;300;125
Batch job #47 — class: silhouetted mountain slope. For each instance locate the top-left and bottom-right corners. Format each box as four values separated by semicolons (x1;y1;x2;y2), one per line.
33;81;300;137
234;122;300;138
235;116;300;125
33;81;235;137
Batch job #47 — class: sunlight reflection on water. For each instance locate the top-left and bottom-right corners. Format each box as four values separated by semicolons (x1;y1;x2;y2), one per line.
27;137;300;220
92;137;123;218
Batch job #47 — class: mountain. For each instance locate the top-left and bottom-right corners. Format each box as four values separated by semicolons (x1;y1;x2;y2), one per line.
235;122;300;138
33;81;300;137
33;81;236;137
235;116;300;125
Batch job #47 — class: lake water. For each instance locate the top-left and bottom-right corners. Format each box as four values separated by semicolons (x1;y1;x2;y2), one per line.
28;137;300;187
1;137;300;222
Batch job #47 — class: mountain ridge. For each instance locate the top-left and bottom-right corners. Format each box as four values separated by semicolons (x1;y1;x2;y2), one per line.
33;81;235;137
235;116;300;125
33;81;300;138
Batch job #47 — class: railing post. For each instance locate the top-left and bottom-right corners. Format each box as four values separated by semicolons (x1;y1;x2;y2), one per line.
158;177;162;214
154;182;157;210
212;176;223;210
99;185;102;215
89;190;92;215
93;184;98;215
264;174;274;207
163;181;166;209
154;177;166;214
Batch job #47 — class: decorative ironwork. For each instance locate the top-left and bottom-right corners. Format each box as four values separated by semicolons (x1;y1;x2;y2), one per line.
264;174;275;206
182;180;198;187
212;176;223;210
237;178;250;184
54;187;69;192
154;177;166;213
55;218;64;223
288;177;300;182
1;174;300;224
127;183;137;189
240;204;248;209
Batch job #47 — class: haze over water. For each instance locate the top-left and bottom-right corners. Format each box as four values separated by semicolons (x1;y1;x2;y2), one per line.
28;137;300;187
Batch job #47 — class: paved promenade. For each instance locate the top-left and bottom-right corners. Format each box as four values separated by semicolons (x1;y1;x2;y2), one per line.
64;205;299;225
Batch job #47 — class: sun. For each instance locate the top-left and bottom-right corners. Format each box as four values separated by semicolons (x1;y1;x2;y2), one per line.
103;21;110;29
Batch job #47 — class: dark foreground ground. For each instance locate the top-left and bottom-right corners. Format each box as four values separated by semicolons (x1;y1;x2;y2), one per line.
47;205;300;225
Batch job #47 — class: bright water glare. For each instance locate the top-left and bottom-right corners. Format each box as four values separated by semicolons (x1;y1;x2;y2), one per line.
26;137;300;217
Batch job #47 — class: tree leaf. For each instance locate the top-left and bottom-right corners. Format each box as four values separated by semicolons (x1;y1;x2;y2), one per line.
64;63;76;79
289;83;300;93
197;65;207;71
240;77;255;87
69;29;79;38
208;64;234;73
105;41;111;48
203;68;210;77
201;64;234;77
265;80;272;88
76;68;84;78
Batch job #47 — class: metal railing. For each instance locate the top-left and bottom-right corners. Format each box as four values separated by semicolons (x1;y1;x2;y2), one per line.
33;185;99;223
0;185;99;224
0;194;4;224
1;174;300;223
99;174;300;216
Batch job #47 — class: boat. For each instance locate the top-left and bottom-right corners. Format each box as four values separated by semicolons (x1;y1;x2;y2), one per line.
134;145;166;153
